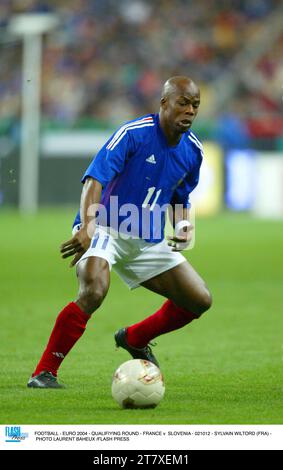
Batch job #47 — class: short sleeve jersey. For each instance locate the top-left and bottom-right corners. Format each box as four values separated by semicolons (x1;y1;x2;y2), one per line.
73;114;203;242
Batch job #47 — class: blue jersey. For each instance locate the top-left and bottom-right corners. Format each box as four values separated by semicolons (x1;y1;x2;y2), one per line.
73;113;203;242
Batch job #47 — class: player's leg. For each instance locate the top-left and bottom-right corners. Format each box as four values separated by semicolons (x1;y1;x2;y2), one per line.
127;260;212;345
141;260;212;314
28;257;110;388
76;256;110;314
115;260;212;365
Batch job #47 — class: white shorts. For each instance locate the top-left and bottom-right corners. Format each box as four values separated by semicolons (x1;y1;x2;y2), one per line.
74;225;186;290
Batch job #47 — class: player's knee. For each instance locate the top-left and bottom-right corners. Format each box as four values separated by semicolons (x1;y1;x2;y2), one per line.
195;288;212;316
177;286;212;317
78;281;107;314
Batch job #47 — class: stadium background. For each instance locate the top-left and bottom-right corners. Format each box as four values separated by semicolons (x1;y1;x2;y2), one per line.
0;0;282;425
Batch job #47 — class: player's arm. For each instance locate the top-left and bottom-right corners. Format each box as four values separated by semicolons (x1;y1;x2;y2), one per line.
60;177;102;266
167;145;203;252
167;205;194;252
61;123;134;266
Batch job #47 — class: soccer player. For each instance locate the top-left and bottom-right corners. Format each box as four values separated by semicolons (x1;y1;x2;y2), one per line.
28;76;212;388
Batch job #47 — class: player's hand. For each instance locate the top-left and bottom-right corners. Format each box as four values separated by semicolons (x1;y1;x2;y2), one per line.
167;224;194;252
60;227;91;267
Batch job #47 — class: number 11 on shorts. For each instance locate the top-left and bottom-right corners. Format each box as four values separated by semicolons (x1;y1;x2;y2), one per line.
91;233;110;250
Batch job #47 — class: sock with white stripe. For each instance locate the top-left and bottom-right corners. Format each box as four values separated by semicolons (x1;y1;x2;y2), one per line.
32;302;90;377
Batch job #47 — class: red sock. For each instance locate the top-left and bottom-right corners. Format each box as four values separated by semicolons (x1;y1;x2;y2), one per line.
126;299;198;348
33;302;90;377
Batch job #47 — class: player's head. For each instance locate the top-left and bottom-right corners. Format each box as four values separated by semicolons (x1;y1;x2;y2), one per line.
159;76;200;133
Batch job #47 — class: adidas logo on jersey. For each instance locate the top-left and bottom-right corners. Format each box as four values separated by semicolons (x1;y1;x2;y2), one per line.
146;154;156;164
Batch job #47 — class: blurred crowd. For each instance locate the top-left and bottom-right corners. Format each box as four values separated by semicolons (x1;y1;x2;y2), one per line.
0;0;282;143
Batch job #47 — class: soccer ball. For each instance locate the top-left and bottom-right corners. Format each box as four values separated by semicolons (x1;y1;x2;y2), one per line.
111;359;165;409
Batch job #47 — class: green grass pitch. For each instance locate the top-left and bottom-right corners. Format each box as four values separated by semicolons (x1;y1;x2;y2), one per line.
1;209;282;424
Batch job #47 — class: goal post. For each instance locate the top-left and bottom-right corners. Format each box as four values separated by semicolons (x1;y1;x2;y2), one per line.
8;14;58;213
